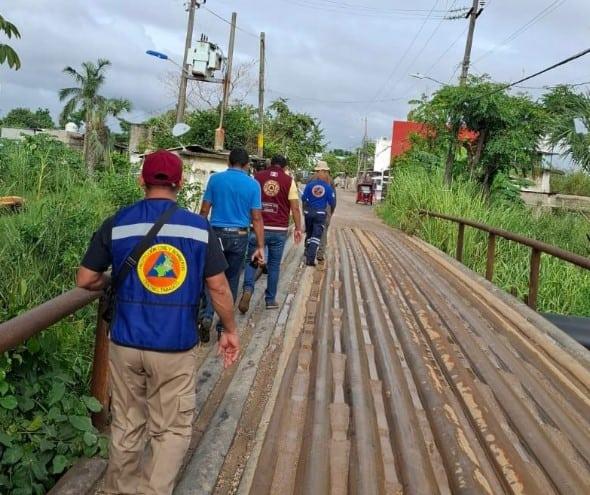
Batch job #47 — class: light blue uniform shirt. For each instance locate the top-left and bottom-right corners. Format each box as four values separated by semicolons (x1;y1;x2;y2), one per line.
203;168;262;228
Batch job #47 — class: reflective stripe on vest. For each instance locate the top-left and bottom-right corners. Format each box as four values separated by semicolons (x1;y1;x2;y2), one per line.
110;199;209;352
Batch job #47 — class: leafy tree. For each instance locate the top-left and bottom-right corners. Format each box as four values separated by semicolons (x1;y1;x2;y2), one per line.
148;104;258;151
0;14;20;70
147;99;326;172
543;85;590;172
264;99;325;170
1;107;55;129
410;76;546;196
59;59;132;172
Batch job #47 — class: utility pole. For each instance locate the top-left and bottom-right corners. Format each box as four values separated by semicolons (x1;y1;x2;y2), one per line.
459;0;480;85
215;12;237;151
257;32;266;157
177;0;198;123
356;117;368;179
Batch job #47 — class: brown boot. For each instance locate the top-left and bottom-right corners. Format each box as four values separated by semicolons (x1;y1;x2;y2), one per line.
238;290;252;314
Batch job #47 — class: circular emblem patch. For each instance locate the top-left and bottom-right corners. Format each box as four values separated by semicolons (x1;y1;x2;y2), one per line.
312;185;326;198
263;179;280;197
137;244;187;294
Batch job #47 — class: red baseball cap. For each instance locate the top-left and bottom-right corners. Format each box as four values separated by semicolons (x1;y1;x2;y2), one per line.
142;150;183;187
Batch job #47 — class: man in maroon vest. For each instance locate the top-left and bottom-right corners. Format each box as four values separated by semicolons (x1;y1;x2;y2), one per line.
238;155;302;312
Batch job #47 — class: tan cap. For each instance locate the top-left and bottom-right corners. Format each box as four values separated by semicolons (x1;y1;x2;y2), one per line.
314;160;330;172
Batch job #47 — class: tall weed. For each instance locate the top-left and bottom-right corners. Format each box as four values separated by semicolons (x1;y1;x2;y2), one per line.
379;166;590;316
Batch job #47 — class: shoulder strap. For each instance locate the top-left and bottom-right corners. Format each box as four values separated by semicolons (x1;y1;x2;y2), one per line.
111;203;179;291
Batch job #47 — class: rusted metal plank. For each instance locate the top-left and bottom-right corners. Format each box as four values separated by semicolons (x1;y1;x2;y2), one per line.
341;230;439;495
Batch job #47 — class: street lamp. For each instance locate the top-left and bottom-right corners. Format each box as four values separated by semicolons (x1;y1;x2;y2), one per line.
409;73;446;86
146;50;192;77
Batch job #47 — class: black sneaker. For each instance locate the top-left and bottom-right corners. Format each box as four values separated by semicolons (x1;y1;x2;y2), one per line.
306;260;316;267
199;318;212;344
266;301;279;310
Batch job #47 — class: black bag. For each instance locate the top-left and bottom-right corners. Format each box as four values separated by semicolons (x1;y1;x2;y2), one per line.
102;203;179;323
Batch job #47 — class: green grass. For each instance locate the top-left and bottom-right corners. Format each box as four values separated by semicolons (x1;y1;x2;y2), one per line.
378;166;590;316
0;136;142;493
551;170;590;197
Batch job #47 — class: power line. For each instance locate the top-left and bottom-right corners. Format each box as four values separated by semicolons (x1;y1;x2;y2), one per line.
266;88;413;104
475;47;590;99
202;7;259;38
389;0;461;99
425;25;469;75
370;0;442;104
474;0;566;64
282;0;452;18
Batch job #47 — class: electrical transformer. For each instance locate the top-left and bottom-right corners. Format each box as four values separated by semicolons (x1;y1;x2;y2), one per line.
188;37;224;80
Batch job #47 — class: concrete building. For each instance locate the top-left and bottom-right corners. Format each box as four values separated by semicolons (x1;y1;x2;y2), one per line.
373;137;392;173
0;127;83;151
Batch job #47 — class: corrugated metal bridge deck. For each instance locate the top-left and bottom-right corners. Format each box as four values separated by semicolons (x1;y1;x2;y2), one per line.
239;196;590;495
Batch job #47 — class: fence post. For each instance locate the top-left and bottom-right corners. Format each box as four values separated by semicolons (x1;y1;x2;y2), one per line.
528;248;542;310
485;233;496;281
90;298;110;429
456;223;465;262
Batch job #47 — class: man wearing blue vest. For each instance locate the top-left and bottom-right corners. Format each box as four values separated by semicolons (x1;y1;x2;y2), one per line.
198;147;265;340
76;150;239;495
301;161;337;266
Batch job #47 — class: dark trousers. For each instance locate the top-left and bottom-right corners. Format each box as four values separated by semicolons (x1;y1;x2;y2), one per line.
201;229;249;330
304;210;326;264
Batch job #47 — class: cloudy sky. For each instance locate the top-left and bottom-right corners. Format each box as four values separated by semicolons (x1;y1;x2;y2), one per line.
1;0;589;148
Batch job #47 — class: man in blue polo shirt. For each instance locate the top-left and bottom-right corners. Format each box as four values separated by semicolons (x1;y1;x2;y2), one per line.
199;148;265;340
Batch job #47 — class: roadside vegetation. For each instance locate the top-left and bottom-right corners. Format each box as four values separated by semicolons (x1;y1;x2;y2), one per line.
379;76;590;317
0;135;141;493
551;170;590;197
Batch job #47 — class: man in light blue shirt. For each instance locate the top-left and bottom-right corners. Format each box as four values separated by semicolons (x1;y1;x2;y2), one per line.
199;148;265;341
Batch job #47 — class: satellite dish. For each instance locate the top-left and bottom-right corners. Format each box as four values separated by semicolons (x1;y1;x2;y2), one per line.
172;123;191;137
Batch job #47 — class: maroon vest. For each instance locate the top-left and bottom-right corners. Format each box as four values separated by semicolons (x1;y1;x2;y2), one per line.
256;166;293;230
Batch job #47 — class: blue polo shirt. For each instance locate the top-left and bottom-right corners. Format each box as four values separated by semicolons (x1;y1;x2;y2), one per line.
203;168;262;228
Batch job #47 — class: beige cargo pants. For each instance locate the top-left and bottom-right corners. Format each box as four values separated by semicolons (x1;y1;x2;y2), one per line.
103;342;197;495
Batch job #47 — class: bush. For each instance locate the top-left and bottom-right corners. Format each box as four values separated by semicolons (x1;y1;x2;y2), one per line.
0;137;149;492
379;166;590;316
551;170;590;197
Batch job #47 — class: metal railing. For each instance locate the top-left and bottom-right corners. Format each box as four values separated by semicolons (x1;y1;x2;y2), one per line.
419;210;590;310
0;284;110;428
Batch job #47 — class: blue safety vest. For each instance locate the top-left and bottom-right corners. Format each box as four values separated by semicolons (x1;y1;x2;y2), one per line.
110;199;209;352
301;178;336;212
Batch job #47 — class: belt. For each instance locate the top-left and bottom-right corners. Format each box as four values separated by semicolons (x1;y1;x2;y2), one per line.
213;227;249;234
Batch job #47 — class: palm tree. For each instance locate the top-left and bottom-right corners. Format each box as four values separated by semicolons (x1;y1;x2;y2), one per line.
544;85;590;172
59;59;131;171
0;14;20;70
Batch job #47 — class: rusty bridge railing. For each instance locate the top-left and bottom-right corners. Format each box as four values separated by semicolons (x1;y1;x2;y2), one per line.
419;210;590;310
0;283;111;428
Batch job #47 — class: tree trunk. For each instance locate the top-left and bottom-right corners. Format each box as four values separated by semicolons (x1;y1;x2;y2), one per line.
473;128;487;169
83;109;92;174
482;164;498;199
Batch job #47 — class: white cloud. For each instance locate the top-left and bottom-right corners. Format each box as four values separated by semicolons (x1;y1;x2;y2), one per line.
2;0;590;148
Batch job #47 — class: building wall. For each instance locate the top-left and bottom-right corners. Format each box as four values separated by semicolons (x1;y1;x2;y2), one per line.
1;127;83;151
391;120;429;158
373;138;392;172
